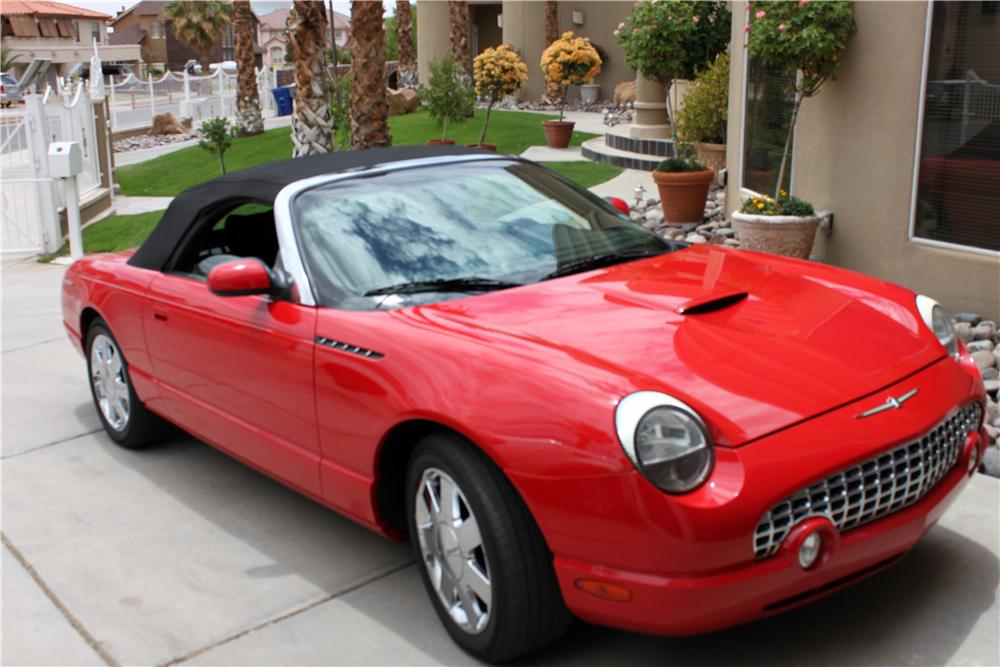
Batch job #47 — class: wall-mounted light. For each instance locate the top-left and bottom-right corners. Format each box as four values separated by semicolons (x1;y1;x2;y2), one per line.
497;13;503;29
572;10;584;26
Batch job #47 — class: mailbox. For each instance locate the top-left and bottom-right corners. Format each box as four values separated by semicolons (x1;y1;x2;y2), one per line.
48;141;82;178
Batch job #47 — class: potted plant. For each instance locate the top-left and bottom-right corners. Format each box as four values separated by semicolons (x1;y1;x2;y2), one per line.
539;32;602;148
471;44;528;151
732;0;856;257
652;157;715;224
732;192;820;259
420;55;475;145
578;43;609;106
616;1;730;145
676;52;729;172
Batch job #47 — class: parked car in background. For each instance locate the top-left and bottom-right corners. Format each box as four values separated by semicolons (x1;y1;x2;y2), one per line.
1;72;21;107
61;147;988;662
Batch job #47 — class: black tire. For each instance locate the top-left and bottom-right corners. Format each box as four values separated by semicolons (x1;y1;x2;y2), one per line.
405;432;571;663
85;319;170;449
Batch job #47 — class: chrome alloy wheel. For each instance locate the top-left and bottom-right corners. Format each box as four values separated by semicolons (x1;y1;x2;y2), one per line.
90;333;130;432
414;467;493;635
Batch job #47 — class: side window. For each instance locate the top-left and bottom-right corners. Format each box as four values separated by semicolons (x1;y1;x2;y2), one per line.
171;202;279;279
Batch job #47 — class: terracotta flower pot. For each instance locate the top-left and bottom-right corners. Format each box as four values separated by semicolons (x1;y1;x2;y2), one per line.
465;143;497;151
651;168;715;224
542;120;575;148
696;142;726;172
731;211;821;259
427;138;456;145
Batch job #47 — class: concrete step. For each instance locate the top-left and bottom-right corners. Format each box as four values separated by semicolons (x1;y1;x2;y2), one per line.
581;137;667;171
605;125;675;157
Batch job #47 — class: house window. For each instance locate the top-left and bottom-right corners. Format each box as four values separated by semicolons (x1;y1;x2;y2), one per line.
912;1;1000;252
741;57;797;196
91;20;101;43
149;21;161;39
221;25;234;61
72;20;79;41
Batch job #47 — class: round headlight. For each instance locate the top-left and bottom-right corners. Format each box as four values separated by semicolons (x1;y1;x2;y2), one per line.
616;392;714;494
916;294;959;358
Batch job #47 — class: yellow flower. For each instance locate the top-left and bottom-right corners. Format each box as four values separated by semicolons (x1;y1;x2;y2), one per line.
757;202;765;209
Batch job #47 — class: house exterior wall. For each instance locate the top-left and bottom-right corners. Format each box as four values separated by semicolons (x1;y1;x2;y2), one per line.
416;0;635;101
726;1;998;320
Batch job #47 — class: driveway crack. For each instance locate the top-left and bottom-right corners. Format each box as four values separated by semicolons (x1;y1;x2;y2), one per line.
2;532;119;667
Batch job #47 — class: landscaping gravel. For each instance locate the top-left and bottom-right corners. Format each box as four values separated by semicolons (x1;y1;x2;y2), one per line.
114;131;198;153
628;183;738;247
952;314;1000;477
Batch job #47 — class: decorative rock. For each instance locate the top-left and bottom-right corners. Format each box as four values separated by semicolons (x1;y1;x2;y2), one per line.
151;112;188;135
685;233;707;244
715;227;735;237
681;223;699;233
955;322;974;343
967;340;995;353
723;238;741;247
984;379;1000;394
986;398;999;425
646;198;659;207
981;445;1000;477
982;367;1000;381
708;234;727;244
972;321;996;341
387;87;420;116
972;350;998;370
646;209;663;224
953;313;982;326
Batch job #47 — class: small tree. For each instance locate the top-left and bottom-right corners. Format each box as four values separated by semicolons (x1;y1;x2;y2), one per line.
421;55;475;141
747;0;856;198
616;1;730;146
539;32;602;121
199;117;235;174
676;52;729;145
473;45;527;145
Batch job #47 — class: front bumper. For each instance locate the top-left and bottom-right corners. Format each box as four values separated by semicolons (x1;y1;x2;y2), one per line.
519;357;986;635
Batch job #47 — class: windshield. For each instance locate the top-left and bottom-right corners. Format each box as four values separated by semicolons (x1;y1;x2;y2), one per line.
293;159;679;310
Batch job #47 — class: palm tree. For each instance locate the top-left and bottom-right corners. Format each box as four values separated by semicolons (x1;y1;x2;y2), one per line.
350;0;390;149
164;1;231;75
448;1;471;78
544;1;559;46
395;1;417;88
233;0;262;136
1;46;22;72
290;1;333;156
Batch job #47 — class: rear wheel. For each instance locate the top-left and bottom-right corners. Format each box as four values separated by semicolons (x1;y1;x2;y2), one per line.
86;319;169;449
406;433;571;662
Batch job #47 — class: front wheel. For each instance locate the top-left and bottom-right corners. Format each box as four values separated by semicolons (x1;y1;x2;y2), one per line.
86;319;169;448
406;433;571;662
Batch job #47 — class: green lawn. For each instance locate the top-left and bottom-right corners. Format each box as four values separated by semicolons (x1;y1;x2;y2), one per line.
41;210;164;260
544;161;622;189
117;109;608;196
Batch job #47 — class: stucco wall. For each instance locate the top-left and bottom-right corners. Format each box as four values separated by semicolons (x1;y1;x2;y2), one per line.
728;1;999;320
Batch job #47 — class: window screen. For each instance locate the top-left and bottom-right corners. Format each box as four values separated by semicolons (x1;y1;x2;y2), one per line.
913;1;1000;252
742;57;796;196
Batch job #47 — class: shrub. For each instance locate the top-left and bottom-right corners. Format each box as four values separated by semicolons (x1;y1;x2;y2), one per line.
328;74;352;150
473;45;528;144
539;32;601;120
747;0;856;198
656;157;706;173
676;52;729;145
198;117;235;174
420;55;476;141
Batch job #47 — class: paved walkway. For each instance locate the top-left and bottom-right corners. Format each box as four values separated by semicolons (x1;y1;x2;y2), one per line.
2;259;999;665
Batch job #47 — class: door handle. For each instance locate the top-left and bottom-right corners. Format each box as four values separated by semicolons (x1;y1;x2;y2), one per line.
152;308;168;322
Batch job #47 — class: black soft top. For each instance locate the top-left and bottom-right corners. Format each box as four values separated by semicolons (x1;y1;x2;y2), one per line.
128;145;492;270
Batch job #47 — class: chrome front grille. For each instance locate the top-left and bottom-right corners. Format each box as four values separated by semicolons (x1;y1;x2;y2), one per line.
753;402;982;560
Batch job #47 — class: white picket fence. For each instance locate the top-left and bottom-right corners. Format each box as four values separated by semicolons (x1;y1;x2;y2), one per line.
105;67;277;132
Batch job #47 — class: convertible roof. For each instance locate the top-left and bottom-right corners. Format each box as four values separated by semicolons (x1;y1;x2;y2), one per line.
128;145;492;270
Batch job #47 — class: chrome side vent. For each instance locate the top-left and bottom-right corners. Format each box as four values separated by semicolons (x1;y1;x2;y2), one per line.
315;337;384;359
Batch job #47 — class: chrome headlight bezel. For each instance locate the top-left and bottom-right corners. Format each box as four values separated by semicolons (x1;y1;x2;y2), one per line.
615;391;715;494
916;294;959;359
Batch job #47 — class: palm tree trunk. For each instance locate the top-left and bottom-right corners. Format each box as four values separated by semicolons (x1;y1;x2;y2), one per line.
350;0;390;150
233;0;263;136
290;1;333;156
395;1;417;89
449;1;471;79
544;1;559;45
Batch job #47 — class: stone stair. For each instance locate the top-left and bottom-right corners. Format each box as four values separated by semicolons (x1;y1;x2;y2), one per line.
581;125;675;171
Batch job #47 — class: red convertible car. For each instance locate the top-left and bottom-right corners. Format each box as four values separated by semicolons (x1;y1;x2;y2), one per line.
62;147;987;661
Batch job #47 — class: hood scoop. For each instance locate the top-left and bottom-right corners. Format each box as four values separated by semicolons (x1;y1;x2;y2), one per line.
677;290;749;315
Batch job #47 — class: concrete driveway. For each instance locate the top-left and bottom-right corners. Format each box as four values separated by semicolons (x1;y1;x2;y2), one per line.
2;259;998;666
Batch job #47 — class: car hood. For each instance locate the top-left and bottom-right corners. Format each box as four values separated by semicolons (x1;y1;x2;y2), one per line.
422;245;944;447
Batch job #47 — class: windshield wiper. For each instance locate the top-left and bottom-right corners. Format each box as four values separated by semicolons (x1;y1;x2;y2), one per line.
363;277;523;297
543;247;665;280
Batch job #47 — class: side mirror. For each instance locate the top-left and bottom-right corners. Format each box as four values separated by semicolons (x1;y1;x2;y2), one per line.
207;259;292;299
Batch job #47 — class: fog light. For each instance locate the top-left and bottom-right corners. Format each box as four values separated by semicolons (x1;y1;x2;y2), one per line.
798;532;822;569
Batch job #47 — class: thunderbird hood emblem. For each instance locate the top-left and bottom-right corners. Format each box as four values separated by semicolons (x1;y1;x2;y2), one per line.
856;388;919;419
